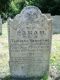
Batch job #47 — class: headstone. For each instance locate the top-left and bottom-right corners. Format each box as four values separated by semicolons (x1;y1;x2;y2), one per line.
0;16;2;35
52;16;60;34
8;6;52;79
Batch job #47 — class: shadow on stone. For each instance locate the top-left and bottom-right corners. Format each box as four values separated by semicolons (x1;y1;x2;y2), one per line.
2;76;44;80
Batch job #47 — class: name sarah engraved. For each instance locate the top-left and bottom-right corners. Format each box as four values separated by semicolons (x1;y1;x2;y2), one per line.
17;30;46;38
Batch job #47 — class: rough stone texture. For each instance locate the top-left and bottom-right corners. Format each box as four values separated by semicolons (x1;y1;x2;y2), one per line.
45;14;51;19
52;16;60;34
0;16;2;35
8;6;52;78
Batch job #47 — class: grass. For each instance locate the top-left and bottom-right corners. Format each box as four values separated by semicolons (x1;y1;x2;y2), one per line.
51;34;60;67
0;22;9;77
0;22;60;79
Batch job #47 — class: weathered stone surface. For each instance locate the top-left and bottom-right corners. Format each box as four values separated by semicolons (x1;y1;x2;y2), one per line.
52;16;60;34
45;14;51;19
8;6;52;78
0;16;2;35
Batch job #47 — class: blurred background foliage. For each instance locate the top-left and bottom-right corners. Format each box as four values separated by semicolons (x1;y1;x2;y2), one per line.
0;0;60;20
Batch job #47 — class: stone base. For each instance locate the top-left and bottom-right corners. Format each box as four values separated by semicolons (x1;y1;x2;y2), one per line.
11;76;43;80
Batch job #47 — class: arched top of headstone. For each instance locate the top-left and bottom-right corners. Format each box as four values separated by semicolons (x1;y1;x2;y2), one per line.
13;6;49;22
20;6;41;16
8;6;52;22
8;6;52;31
